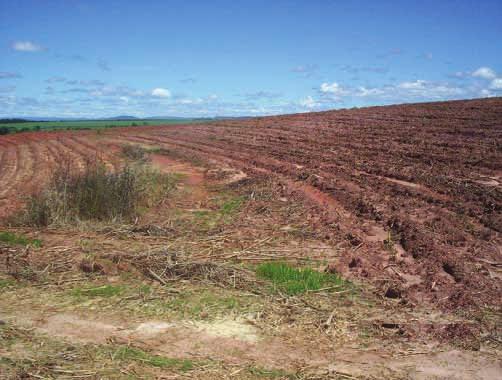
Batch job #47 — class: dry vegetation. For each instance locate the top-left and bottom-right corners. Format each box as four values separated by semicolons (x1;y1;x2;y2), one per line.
0;98;501;379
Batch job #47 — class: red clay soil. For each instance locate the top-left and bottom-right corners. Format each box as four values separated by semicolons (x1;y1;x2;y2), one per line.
1;97;501;311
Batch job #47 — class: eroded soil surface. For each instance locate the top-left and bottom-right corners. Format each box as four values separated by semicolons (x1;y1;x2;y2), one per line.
1;98;501;379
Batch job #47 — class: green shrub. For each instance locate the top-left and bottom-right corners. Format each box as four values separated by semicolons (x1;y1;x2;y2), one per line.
122;144;147;161
0;126;14;135
17;159;175;226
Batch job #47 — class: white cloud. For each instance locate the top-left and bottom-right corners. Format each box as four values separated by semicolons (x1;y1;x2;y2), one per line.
174;94;218;105
398;80;426;89
12;41;43;52
320;82;344;94
428;84;464;96
176;98;195;105
472;67;496;80
291;64;318;73
151;88;171;98
310;78;468;107
449;71;468;79
356;87;385;97
299;96;320;109
45;76;67;83
394;80;464;98
490;78;502;89
480;89;495;98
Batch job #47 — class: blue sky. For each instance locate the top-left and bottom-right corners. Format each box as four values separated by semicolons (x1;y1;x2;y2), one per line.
1;0;501;118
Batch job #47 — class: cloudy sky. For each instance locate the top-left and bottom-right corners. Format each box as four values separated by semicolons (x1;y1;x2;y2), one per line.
1;0;501;118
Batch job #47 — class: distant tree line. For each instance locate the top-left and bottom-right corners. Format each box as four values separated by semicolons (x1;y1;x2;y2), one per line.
0;125;41;135
0;118;30;123
0;119;34;134
0;126;15;135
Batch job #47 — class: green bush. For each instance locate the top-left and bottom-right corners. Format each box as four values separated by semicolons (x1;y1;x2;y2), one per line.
122;144;147;161
17;159;175;226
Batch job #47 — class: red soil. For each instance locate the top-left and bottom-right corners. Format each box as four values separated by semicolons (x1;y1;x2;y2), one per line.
1;97;501;311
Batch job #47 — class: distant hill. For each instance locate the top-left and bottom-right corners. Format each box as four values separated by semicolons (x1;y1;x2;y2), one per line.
105;115;139;120
16;117;97;121
213;116;251;120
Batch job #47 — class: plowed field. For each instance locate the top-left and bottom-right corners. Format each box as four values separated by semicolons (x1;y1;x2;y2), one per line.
1;98;501;309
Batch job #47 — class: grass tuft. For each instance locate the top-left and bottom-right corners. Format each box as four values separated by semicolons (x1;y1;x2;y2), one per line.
220;196;244;215
71;285;125;298
0;231;41;247
0;279;14;290
113;346;194;371
256;262;346;295
247;365;293;378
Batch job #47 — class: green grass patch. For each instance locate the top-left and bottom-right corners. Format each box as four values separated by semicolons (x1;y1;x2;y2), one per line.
58;281;257;320
256;262;346;295
113;346;194;371
0;231;41;247
0;323;197;378
0;279;14;290
247;365;294;378
220;196;244;215
71;285;125;298
163;290;252;319
193;210;211;218
148;146;206;167
139;167;179;207
186;195;245;232
167;172;186;182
